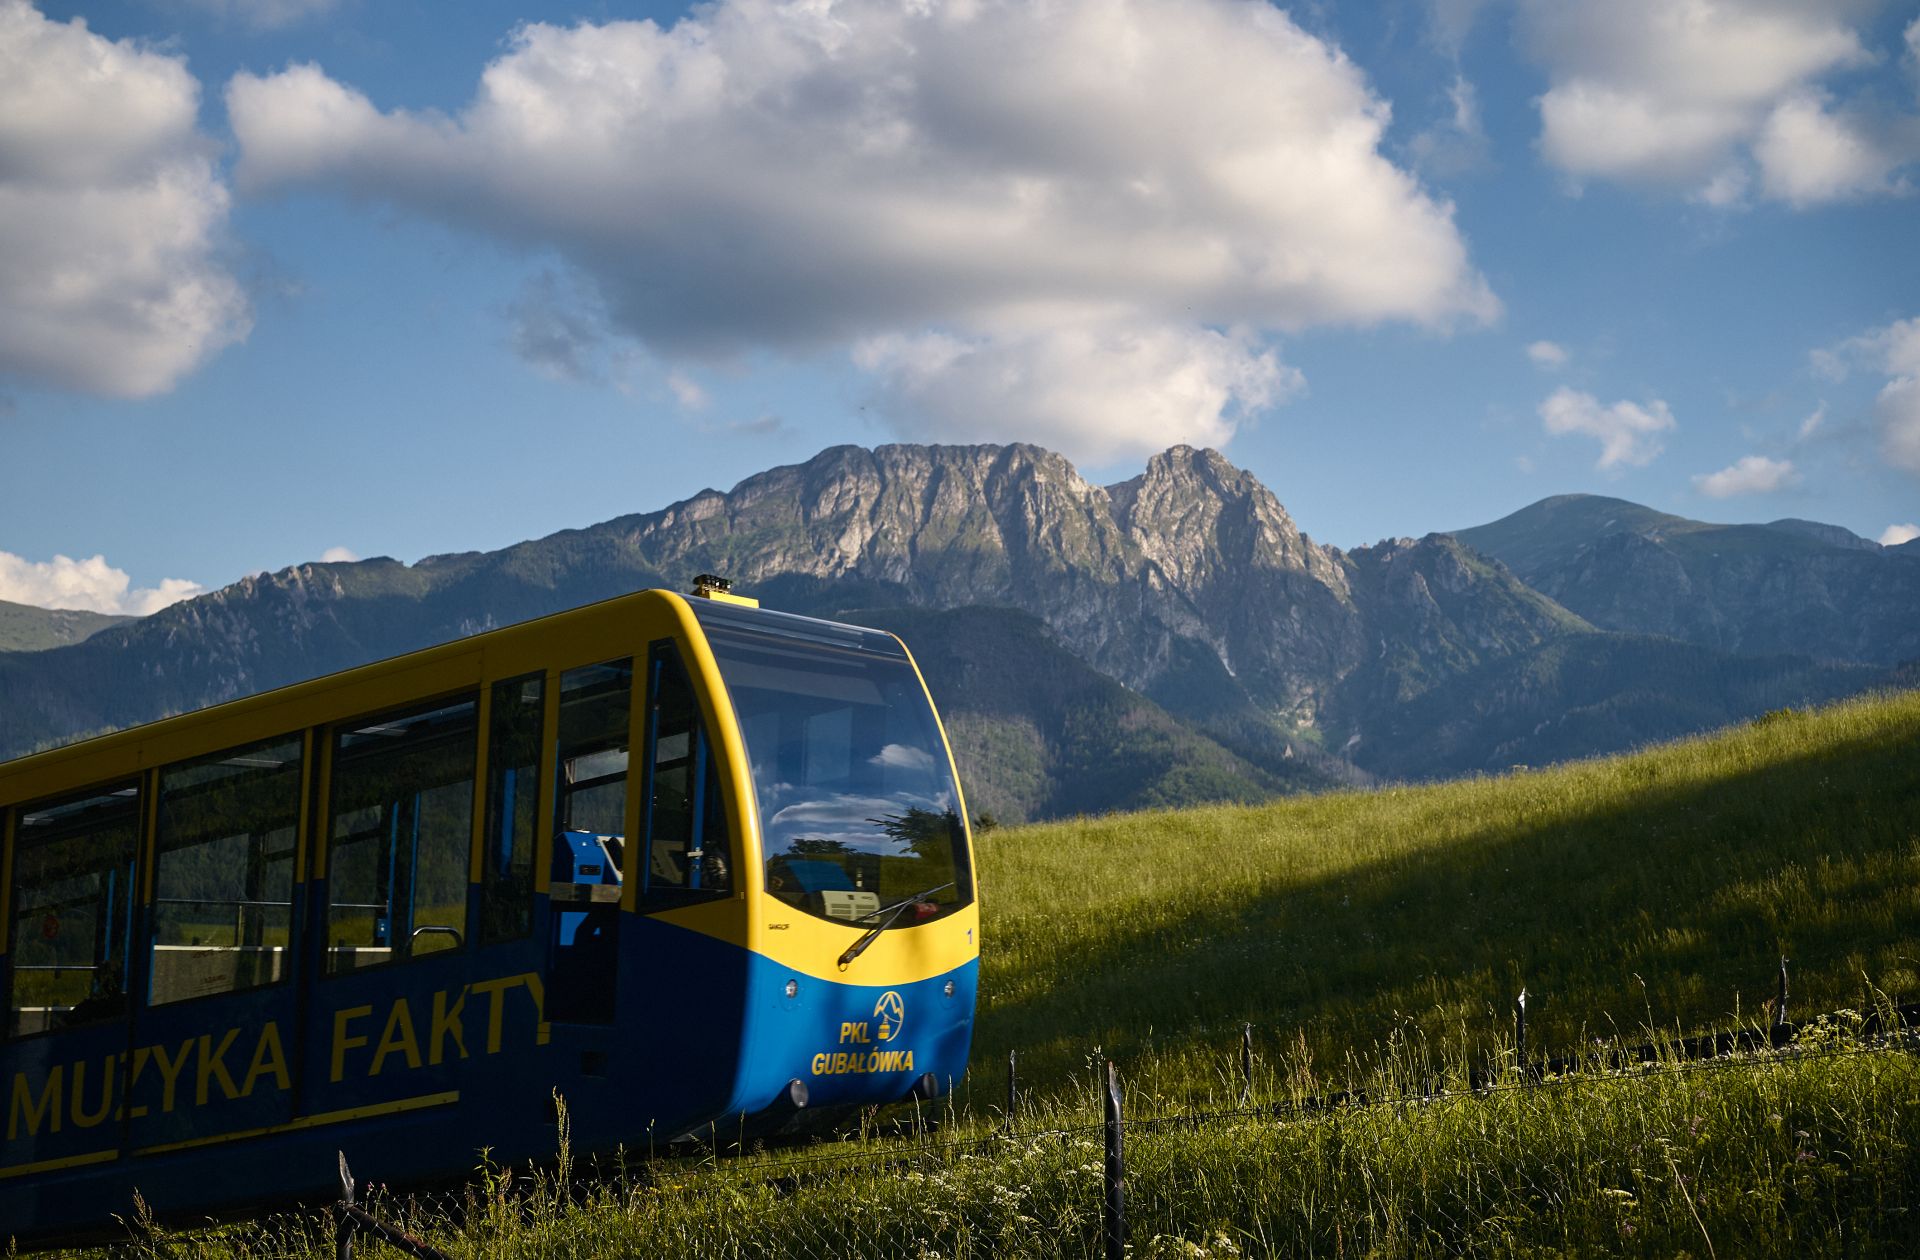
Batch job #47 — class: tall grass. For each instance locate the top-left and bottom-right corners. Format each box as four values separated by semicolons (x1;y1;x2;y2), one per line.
88;1037;1920;1258
972;689;1920;1099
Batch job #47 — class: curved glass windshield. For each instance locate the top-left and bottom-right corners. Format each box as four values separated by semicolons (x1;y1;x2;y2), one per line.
698;612;971;928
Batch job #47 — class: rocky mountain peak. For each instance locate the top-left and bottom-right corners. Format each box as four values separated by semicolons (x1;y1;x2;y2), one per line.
1107;445;1344;595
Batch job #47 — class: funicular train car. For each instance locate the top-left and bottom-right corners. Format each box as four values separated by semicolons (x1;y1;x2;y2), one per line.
0;582;978;1245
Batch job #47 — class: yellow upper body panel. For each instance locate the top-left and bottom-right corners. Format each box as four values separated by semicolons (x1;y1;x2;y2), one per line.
0;588;980;983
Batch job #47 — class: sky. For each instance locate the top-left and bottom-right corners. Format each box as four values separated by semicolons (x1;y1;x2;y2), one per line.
1;0;1918;615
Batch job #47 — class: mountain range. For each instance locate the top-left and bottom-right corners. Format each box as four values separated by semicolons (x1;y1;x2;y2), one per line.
1;444;1910;821
0;599;131;653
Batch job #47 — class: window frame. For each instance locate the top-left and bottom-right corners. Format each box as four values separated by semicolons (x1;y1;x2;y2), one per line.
638;638;734;911
479;672;546;946
4;778;144;1041
320;690;481;977
144;732;308;1010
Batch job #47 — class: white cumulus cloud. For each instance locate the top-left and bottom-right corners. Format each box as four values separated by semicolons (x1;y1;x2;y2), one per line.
0;1;248;398
856;324;1300;464
1526;339;1569;369
319;546;358;563
1520;0;1914;207
1539;386;1675;470
226;0;1495;461
1817;316;1920;476
1879;522;1920;546
0;551;203;615
1692;454;1799;498
1754;91;1908;207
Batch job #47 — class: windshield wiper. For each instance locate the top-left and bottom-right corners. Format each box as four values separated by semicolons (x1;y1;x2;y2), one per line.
836;881;955;970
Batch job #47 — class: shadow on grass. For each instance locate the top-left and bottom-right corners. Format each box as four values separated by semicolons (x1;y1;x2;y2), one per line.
970;713;1920;1097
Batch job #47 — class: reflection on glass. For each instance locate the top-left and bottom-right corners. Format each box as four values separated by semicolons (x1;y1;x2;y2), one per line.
152;735;302;1004
556;660;631;837
643;641;731;900
7;784;141;1035
483;673;543;944
326;697;477;972
702;623;970;928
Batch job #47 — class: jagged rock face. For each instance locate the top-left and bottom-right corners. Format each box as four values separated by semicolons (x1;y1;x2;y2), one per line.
1327;534;1589;735
0;441;1564;765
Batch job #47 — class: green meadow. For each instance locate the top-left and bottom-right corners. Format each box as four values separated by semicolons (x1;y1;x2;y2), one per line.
56;688;1920;1257
971;686;1920;1100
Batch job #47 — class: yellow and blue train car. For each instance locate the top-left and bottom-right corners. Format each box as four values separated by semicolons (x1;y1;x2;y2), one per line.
0;583;978;1246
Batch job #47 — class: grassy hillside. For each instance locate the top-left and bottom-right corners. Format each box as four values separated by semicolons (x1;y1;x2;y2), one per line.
973;687;1920;1095
0;600;131;652
1353;631;1885;779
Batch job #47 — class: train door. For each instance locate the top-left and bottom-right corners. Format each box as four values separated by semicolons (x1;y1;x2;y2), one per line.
621;639;741;1129
546;660;633;1026
123;736;306;1151
301;696;486;1122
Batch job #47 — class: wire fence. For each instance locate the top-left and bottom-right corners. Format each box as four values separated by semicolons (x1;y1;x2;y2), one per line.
106;984;1920;1260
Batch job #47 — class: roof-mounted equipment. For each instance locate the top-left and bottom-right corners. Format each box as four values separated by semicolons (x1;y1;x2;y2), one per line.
690;573;759;608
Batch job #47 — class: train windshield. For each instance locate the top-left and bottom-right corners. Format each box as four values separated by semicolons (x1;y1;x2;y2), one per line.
694;607;971;929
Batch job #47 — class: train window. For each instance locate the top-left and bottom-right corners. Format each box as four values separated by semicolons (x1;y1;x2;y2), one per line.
6;781;141;1037
642;641;731;901
326;696;477;974
701;623;969;928
548;661;631;1025
150;735;302;1005
555;660;632;837
482;673;544;944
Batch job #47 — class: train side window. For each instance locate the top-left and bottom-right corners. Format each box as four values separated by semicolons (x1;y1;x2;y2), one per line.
326;696;477;974
6;782;141;1037
150;735;302;1005
642;641;731;902
482;673;544;944
555;660;632;839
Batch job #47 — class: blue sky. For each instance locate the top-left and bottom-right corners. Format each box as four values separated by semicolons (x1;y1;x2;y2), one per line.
1;0;1917;614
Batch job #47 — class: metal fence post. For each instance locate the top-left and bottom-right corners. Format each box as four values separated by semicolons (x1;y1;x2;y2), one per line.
1241;1023;1254;1105
1514;988;1529;1075
1774;956;1790;1036
333;1150;457;1260
336;1152;356;1260
1103;1060;1126;1260
1006;1048;1018;1132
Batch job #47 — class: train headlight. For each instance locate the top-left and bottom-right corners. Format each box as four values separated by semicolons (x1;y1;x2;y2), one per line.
785;979;799;999
944;980;955;998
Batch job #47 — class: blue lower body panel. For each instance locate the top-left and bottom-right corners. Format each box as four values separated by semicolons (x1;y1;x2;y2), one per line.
1;916;977;1246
